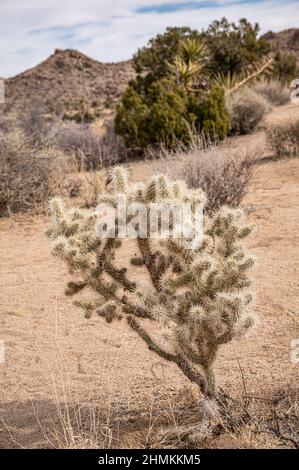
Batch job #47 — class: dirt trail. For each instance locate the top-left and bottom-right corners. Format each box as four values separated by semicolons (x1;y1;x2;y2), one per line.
0;106;299;448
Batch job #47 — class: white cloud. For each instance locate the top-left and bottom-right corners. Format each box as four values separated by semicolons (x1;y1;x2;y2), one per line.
0;0;298;77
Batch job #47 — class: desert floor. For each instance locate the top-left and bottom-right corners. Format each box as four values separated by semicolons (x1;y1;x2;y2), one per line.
0;104;298;448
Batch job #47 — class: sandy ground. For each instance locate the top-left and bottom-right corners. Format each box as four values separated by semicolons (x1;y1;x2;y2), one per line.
0;105;298;448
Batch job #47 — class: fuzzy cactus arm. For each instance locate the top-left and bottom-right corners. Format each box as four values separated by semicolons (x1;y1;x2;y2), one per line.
136;238;161;291
103;262;137;292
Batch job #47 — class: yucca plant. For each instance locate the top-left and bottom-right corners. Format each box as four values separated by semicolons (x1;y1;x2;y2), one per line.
48;167;256;399
167;37;209;91
211;57;274;96
180;37;210;64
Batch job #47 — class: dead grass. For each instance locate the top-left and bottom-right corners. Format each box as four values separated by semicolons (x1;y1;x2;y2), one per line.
266;118;299;159
0;101;298;450
131;383;299;449
215;387;299;449
0;130;66;217
19;106;61;148
56;121;125;170
5;49;135;120
227;88;271;135
154;141;259;213
253;80;290;107
42;382;116;449
183;147;258;212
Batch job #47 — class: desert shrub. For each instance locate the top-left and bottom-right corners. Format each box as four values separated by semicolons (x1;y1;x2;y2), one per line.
253;80;290;106
0;130;61;216
115;81;191;149
272;52;298;84
227;88;270;135
19;106;61;147
116;80;230;150
48;167;256;398
100;120;127;164
189;85;230;141
133;26;201;91
62;98;98;124
63;109;96;124
183;147;256;213
266;119;299;159
56;123;124;170
205;18;270;76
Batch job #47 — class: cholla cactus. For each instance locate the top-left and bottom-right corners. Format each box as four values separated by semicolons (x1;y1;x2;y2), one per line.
47;166;256;397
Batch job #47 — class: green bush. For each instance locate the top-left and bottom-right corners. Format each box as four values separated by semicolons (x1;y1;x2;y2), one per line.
115;81;230;149
205;18;270;76
133;26;201;92
115;86;149;148
115;17;273;150
146;81;192;148
189;85;230;141
272;52;298;84
133;19;270;84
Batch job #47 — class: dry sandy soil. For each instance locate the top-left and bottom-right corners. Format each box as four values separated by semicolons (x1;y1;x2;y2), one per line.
0;105;298;448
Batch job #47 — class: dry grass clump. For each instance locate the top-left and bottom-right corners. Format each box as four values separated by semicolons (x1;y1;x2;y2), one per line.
227;88;271;135
157;142;257;213
253;80;290;107
0;117;123;217
215;387;299;449
47;400;115;449
266;119;299;159
183;147;257;212
56;122;125;171
19;106;61;148
0;130;64;217
125;386;299;449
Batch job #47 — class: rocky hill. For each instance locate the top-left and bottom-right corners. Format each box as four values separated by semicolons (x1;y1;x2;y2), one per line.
2;49;135;118
262;28;299;62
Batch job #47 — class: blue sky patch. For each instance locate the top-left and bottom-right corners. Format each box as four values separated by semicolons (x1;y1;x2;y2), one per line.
135;0;275;15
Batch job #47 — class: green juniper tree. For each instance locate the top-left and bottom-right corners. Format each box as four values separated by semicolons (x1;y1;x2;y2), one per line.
115;34;230;149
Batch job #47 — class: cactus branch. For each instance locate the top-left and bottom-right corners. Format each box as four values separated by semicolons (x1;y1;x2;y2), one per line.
126;316;208;394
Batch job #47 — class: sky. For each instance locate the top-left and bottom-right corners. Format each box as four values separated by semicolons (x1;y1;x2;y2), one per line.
0;0;298;77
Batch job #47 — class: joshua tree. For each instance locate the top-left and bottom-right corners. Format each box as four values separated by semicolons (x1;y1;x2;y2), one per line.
47;166;256;398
